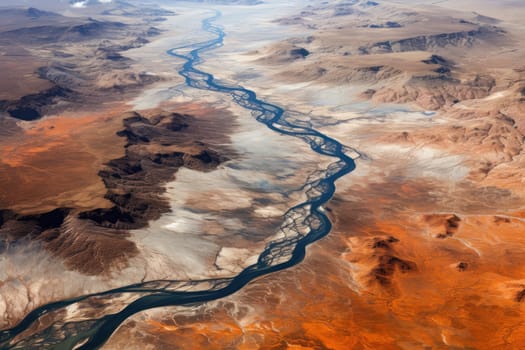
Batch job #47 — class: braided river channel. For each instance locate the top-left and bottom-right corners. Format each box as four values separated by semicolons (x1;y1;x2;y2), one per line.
0;11;356;350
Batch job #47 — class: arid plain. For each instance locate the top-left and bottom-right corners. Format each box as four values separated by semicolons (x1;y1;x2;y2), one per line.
1;0;525;349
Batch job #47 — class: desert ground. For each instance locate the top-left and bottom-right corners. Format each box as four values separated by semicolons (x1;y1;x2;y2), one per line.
106;1;525;349
1;0;525;349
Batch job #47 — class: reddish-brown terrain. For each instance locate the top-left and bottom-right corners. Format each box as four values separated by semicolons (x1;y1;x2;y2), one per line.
103;0;525;349
2;0;525;349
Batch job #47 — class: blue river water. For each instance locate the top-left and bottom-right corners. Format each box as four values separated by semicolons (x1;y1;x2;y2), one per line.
0;11;356;350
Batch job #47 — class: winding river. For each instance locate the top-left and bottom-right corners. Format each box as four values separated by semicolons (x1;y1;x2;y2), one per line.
0;11;356;350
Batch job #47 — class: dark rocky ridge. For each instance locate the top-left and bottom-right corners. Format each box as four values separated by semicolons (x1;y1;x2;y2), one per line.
102;7;176;18
0;7;61;20
516;289;525;302
0;208;70;241
369;235;417;287
367;21;402;28
0;8;65;31
422;54;453;67
0;6;164;121
422;54;454;74
0;19;127;45
0;110;229;274
289;47;310;59
362;1;379;7
0;85;76;121
359;26;505;54
372;255;417;286
375;73;497;109
79;111;228;230
436;214;461;239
